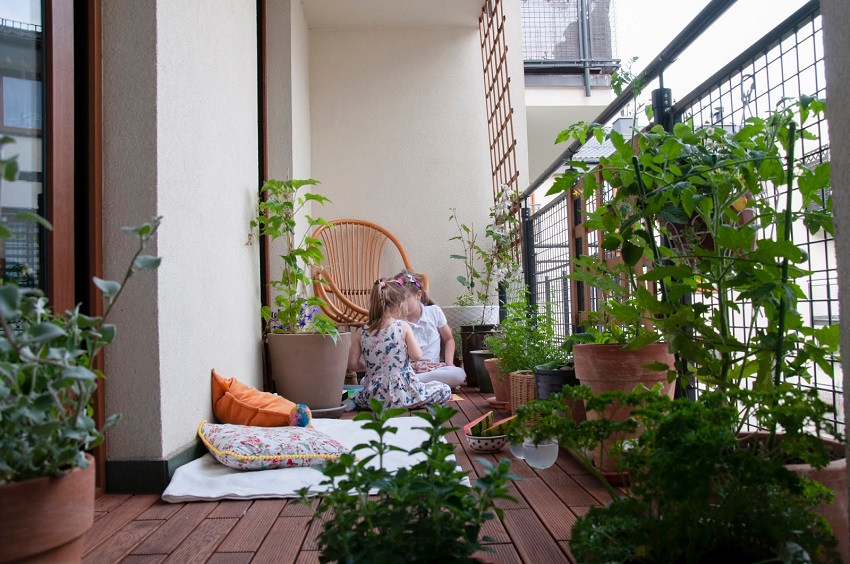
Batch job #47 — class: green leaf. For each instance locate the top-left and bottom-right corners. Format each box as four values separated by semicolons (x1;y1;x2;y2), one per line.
0;285;21;318
621;241;643;266
546;171;577;196
133;255;162;271
638;265;693;282
29;322;66;343
63;366;98;381
14;212;53;231
601;234;622;252
100;324;117;345
93;277;121;299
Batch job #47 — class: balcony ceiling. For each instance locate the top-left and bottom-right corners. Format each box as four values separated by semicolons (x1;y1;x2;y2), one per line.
526;100;612;183
301;0;484;29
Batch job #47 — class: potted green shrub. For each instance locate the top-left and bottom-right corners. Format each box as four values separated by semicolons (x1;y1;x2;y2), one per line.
508;387;839;562
299;399;518;562
484;297;563;410
446;186;521;387
547;96;846;550
251;178;351;412
0;142;161;563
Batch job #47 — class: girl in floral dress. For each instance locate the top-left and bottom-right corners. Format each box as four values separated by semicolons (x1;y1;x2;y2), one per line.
344;278;452;411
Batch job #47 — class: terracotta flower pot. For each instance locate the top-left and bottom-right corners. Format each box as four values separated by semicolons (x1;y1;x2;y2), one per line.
266;332;351;411
0;454;95;563
483;357;512;410
573;343;676;474
744;432;849;562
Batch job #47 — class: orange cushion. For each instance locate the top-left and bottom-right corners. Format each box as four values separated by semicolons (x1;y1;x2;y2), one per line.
211;368;296;427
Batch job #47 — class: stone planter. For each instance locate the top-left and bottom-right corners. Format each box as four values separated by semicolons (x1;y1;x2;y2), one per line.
442;305;499;333
266;332;351;411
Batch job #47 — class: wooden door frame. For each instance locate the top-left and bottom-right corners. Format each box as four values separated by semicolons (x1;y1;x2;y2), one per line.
44;0;105;492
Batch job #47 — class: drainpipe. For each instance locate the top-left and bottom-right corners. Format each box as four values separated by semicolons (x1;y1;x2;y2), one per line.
578;0;592;97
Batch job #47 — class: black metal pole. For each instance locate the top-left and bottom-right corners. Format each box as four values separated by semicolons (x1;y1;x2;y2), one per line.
521;206;536;308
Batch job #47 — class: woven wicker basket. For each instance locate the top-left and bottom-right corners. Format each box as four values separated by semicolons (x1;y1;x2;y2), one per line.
510;370;537;414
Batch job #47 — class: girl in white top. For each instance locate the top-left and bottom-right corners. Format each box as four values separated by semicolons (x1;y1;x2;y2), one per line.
344;278;451;411
392;270;466;389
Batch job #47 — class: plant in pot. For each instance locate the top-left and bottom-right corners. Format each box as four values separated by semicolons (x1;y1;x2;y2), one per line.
0;164;162;563
251;178;351;413
549;96;846;553
508;386;840;562
447;185;521;388
298;399;518;562
484;296;563;412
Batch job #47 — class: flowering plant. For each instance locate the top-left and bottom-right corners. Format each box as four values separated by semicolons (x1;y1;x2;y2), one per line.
449;186;521;308
251;178;339;341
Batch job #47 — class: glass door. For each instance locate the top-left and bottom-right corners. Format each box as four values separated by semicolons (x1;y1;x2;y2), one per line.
0;1;44;289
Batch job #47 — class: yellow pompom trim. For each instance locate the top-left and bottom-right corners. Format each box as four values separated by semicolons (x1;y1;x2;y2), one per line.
197;420;342;462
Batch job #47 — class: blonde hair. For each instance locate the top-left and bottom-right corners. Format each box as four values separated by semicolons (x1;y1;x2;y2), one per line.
367;278;407;333
391;269;435;306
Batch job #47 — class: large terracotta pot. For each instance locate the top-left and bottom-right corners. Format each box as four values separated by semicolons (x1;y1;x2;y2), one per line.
483;357;512;410
786;436;849;562
0;454;95;563
266;332;351;410
573;343;676;474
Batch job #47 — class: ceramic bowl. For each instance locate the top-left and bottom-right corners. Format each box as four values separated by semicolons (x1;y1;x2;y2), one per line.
465;434;507;454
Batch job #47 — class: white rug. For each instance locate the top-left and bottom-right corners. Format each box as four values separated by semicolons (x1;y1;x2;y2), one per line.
162;417;468;503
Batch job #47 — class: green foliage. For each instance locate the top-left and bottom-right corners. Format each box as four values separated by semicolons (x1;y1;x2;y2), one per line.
299;399;518;563
251;178;339;341
484;297;567;373
548;99;838;405
449;186;521;312
0;211;162;484
569;391;839;563
516;96;842;562
510;388;840;562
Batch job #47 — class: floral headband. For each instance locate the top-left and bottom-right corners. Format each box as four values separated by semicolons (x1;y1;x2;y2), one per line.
396;273;421;288
375;278;405;288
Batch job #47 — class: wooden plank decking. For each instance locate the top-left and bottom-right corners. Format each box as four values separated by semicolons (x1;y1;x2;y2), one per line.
83;387;604;563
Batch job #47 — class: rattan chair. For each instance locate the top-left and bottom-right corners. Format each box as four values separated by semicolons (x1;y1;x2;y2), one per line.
312;219;427;325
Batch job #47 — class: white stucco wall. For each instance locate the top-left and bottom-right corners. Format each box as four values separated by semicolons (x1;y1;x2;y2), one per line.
265;0;314;304
310;27;495;307
102;0;261;460
821;0;850;524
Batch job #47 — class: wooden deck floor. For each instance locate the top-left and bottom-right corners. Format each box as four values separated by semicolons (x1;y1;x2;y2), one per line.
83;387;608;563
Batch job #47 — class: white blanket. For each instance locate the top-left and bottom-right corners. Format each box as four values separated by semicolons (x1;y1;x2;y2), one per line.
162;417;467;502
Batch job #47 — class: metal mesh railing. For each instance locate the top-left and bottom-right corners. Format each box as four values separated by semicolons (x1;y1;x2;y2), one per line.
671;6;842;433
521;0;617;71
520;1;842;434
